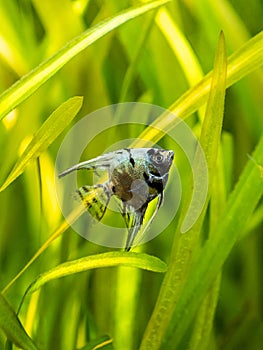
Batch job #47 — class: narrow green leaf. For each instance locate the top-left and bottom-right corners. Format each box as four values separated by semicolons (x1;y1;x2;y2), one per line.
113;266;142;350
0;96;83;192
163;134;263;348
0;0;171;121
1;203;86;294
187;32;228;350
0;293;38;350
181;31;227;232
200;31;227;170
139;32;227;350
156;8;204;88
188;275;221;350
77;335;113;350
134;30;263;146
26;252;167;294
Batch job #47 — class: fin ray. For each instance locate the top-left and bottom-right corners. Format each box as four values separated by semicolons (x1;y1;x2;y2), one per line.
122;193;163;251
58;152;118;178
77;184;110;221
122;203;148;251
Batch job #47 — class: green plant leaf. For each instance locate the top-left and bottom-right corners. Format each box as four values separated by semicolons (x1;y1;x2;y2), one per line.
0;293;38;350
26;252;167;295
199;31;227;169
0;96;83;192
163;134;263;348
181;31;227;232
0;0;171;121
188;274;221;350
134;30;263;146
187;31;227;350
1;203;86;294
139;31;227;350
77;335;113;350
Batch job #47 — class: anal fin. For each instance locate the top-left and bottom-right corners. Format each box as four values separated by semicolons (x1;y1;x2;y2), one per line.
122;203;148;251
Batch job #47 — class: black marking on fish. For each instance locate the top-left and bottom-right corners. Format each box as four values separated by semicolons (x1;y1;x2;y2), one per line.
125;148;135;168
143;172;149;181
148;179;163;193
83;186;89;193
77;189;84;200
130;157;135;167
149;169;161;177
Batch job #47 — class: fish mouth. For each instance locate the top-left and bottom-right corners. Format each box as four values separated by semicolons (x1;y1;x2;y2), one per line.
168;150;174;161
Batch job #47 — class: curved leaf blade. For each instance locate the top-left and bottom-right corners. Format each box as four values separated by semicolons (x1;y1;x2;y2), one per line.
0;293;38;350
163;135;263;348
134;30;263;146
139;31;228;350
0;96;83;192
0;0;170;121
27;252;167;294
78;335;113;350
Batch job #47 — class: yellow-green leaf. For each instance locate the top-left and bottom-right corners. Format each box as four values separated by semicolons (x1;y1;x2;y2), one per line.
0;96;83;192
134;30;263;146
75;335;113;350
139;32;227;350
26;252;167;294
0;0;171;121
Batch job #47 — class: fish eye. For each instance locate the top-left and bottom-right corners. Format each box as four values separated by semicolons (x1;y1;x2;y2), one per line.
153;154;164;164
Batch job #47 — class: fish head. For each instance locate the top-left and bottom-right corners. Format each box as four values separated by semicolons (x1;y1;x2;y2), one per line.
146;148;174;177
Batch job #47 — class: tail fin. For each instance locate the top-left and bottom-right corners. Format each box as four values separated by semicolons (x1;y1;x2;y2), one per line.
76;184;111;222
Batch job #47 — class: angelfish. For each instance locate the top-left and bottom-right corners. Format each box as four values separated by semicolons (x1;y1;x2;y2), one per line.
59;148;174;251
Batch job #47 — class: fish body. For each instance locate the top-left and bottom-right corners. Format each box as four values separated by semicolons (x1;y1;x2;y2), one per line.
59;148;174;250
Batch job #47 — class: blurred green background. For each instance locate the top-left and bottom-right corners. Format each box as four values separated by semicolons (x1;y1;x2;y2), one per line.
0;1;262;349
